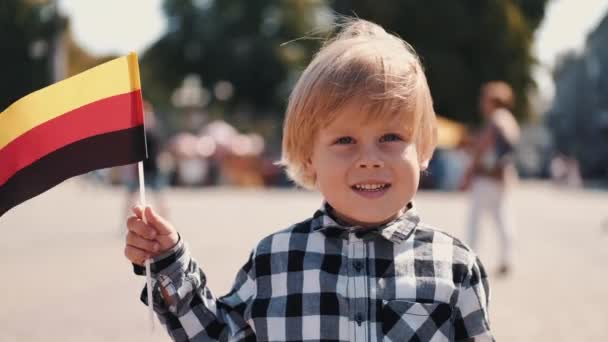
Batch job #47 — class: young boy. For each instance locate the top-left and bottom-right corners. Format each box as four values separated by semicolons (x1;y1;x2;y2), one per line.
125;19;494;342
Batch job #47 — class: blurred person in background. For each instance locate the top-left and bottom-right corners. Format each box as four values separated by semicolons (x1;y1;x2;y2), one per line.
549;152;582;188
123;102;169;226
168;132;207;186
222;133;266;187
461;81;520;276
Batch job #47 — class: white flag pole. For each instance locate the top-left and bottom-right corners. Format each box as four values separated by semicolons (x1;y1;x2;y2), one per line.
138;161;155;330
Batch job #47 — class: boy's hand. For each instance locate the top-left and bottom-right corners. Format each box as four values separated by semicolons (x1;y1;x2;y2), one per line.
124;206;179;266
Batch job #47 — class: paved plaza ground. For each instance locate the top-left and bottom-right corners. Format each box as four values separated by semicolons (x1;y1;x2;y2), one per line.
1;180;606;341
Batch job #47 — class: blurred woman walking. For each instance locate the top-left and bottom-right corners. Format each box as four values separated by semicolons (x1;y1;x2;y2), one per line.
461;81;520;276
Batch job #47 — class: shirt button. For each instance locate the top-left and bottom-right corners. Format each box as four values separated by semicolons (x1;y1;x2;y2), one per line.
355;312;364;325
353;261;363;273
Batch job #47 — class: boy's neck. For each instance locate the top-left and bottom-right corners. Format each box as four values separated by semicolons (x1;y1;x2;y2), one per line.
327;202;412;229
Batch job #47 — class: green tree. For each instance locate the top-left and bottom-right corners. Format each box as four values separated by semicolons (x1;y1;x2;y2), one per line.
143;0;549;129
515;0;548;31
332;0;549;123
142;0;329;133
0;0;65;111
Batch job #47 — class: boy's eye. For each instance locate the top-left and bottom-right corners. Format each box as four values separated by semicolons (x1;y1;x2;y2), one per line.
334;136;354;145
380;133;403;142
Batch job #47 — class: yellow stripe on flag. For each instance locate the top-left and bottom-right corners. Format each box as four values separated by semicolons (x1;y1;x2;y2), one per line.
0;53;141;150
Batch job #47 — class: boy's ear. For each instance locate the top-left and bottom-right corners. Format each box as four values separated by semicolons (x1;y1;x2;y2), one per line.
303;157;317;183
304;157;315;176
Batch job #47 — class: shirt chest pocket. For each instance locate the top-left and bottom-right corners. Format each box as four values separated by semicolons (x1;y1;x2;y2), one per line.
381;299;453;342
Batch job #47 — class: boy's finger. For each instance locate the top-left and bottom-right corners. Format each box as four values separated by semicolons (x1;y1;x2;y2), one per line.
126;216;157;240
124;245;150;266
126;232;160;253
131;205;144;219
144;206;174;235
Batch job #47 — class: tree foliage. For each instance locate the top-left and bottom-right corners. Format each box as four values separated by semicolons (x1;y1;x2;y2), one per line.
332;0;548;123
0;0;65;111
142;0;329;129
142;0;549;128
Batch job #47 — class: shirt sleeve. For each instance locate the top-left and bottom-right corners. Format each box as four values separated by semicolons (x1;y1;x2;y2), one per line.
453;256;495;342
135;237;257;342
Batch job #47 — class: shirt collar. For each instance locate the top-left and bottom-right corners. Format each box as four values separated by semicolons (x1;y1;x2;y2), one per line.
310;202;419;243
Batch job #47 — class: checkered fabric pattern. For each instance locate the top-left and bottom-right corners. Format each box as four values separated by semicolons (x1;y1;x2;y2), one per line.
134;203;494;341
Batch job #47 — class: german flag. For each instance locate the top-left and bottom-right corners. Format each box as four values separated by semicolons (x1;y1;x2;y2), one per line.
0;53;147;217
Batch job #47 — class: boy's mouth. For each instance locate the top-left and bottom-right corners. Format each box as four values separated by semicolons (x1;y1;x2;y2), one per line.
352;183;390;191
351;182;391;195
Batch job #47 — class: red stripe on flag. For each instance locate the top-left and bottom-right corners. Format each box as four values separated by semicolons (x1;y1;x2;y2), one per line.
0;90;144;186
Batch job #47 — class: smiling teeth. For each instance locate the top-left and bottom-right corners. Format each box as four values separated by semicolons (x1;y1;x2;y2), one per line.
354;184;387;191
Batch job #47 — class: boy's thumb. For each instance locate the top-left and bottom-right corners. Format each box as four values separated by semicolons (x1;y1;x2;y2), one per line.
144;206;173;234
131;205;144;219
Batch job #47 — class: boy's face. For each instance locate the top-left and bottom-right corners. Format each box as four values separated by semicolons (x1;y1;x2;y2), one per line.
307;106;421;226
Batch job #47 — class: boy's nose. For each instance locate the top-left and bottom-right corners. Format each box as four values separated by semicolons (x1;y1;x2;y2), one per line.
356;154;384;169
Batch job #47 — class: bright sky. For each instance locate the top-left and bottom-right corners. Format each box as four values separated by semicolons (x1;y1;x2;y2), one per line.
58;0;167;56
534;0;608;67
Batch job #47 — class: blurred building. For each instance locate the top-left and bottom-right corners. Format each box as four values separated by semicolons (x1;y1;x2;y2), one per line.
546;13;608;179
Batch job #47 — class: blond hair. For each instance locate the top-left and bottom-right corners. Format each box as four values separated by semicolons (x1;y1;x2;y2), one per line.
281;19;437;189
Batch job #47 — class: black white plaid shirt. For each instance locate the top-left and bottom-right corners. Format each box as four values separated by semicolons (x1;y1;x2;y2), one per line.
134;203;494;341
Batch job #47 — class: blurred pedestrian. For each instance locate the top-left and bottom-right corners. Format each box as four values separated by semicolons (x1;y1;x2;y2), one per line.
549;152;582;188
461;81;520;276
